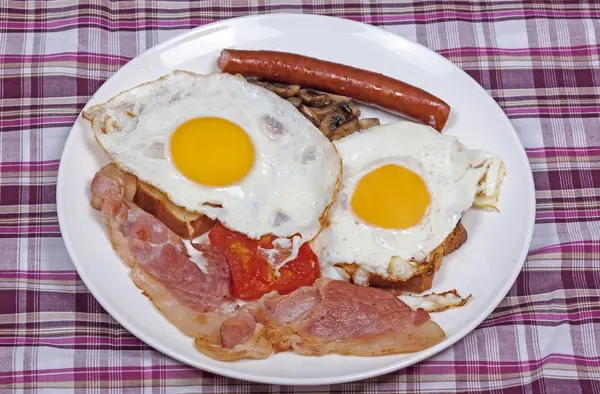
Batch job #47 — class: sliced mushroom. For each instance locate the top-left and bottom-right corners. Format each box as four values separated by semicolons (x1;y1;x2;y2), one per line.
328;119;360;141
250;81;301;98
308;103;339;118
298;104;321;126
358;118;381;130
338;101;361;118
287;97;303;108
297;89;331;107
320;91;352;104
319;111;348;136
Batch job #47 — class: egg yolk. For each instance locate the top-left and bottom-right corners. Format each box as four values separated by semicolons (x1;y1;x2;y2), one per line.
351;164;431;229
170;117;255;186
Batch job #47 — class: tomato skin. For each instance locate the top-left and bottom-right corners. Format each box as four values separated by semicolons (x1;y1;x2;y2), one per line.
208;223;320;300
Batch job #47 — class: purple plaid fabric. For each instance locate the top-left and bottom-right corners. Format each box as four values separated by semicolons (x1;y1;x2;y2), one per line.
1;0;599;392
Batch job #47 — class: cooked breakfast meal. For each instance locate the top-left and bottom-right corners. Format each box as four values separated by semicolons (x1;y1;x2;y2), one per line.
83;49;506;361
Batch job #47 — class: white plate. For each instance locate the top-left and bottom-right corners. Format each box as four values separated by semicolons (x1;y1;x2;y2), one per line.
57;14;536;386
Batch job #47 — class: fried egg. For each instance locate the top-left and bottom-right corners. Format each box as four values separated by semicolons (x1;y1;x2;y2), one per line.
312;121;505;280
83;71;341;242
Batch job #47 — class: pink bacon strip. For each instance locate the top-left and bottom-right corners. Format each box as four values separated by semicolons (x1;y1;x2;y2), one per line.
90;163;273;360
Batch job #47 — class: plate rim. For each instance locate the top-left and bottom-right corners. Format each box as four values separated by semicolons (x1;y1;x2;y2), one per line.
56;12;537;386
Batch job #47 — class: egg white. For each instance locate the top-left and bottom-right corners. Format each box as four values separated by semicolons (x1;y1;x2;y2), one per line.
83;70;341;241
312;121;505;279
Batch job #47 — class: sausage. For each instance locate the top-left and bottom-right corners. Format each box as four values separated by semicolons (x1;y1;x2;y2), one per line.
217;49;451;131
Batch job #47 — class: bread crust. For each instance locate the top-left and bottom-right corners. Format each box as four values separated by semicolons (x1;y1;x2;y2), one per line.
336;220;468;293
442;220;468;256
133;178;216;239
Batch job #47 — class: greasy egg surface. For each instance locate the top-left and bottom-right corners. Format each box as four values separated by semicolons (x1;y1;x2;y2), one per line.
83;71;341;240
312;121;505;279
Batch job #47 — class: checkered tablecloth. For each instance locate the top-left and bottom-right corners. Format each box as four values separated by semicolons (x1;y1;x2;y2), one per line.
1;1;599;392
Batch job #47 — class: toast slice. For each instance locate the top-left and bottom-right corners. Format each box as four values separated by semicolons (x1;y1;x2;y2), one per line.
336;220;468;293
133;178;216;239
